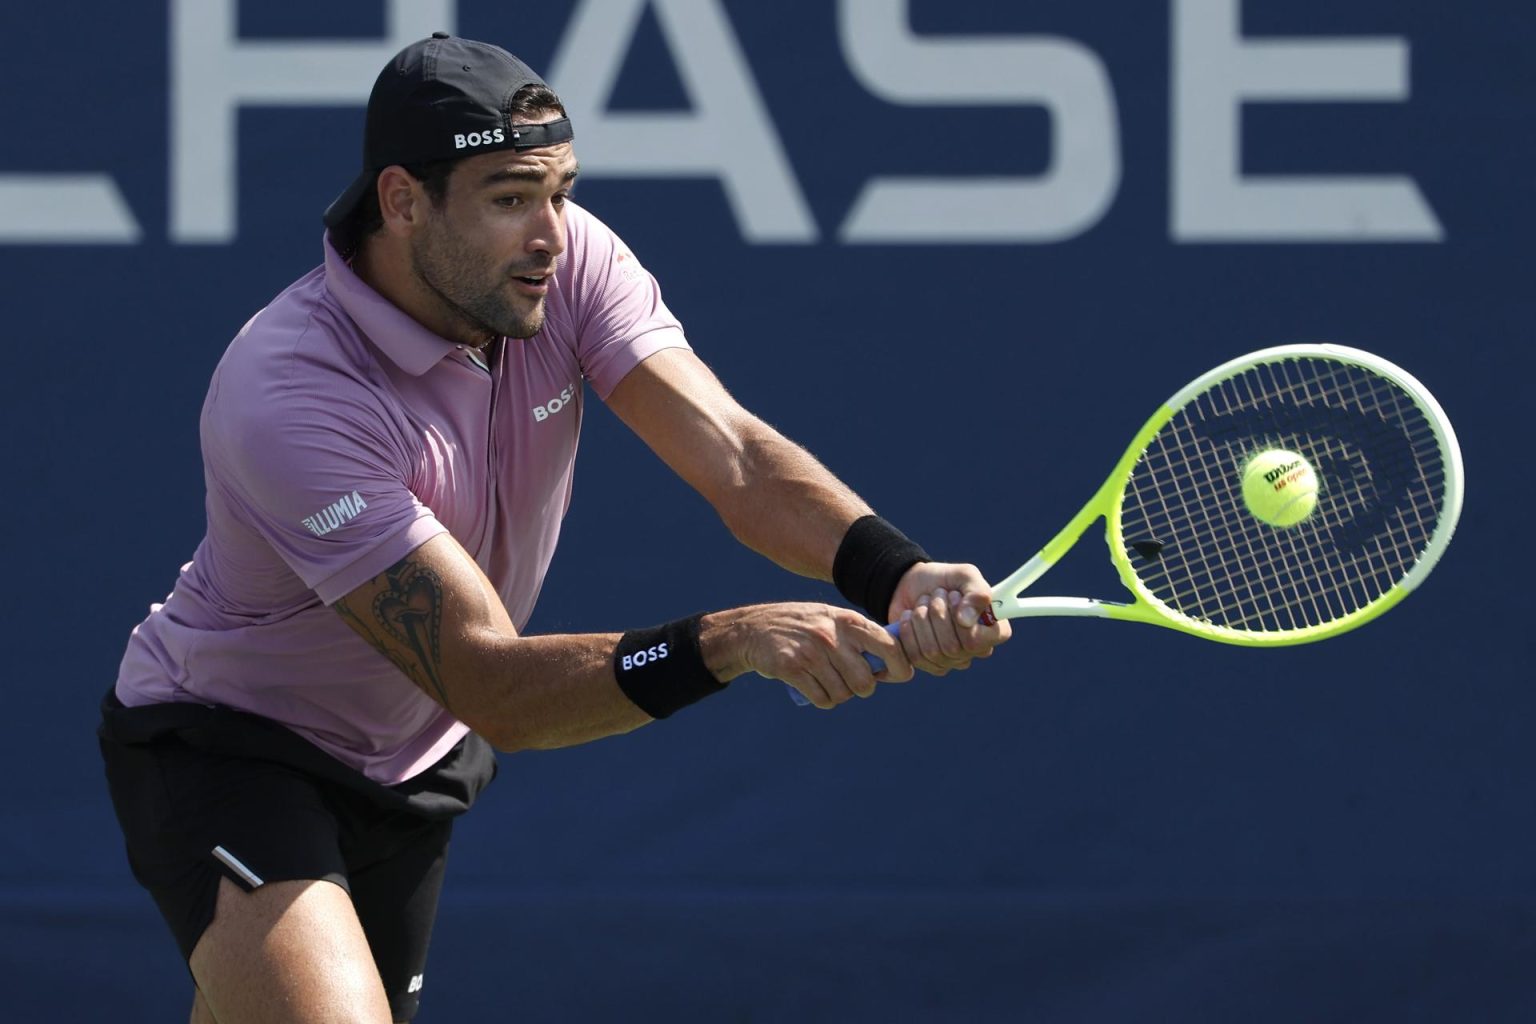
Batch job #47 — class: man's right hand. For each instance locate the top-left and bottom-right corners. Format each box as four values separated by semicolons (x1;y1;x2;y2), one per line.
698;603;914;709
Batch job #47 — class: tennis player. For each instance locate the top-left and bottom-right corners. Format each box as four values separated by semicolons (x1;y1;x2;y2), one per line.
99;34;1009;1023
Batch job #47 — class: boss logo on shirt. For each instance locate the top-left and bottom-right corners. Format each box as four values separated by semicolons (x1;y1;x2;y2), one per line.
532;384;577;423
302;490;368;536
454;128;506;150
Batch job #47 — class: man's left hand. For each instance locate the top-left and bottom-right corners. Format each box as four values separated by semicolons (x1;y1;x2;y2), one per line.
887;562;1012;676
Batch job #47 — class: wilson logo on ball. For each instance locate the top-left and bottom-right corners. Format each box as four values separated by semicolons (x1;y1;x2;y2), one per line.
1263;460;1302;485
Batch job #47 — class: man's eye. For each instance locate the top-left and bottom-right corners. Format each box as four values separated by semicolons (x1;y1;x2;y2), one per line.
495;196;522;207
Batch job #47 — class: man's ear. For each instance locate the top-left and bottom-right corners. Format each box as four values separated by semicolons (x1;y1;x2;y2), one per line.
376;165;425;234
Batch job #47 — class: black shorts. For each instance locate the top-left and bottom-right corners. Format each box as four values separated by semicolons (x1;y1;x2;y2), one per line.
98;692;496;1022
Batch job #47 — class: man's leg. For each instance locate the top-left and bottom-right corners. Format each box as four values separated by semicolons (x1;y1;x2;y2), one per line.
346;817;453;1022
187;876;394;1024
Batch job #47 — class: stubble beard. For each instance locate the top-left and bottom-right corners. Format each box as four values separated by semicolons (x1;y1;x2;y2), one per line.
410;225;547;343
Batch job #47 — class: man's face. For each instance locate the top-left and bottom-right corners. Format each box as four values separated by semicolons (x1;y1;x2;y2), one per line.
408;125;579;342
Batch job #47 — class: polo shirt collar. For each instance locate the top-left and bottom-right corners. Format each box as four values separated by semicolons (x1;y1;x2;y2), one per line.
322;233;462;377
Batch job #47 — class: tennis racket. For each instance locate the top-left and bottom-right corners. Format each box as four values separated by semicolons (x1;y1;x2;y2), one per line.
787;343;1463;704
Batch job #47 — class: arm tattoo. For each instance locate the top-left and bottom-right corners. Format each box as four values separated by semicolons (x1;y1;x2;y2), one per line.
337;558;452;711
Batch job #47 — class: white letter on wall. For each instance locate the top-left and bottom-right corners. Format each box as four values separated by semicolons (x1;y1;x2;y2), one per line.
0;175;141;244
1173;0;1443;242
547;0;816;243
171;0;456;243
837;0;1119;244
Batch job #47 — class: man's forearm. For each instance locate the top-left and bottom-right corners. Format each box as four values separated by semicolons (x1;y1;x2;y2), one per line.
710;426;873;580
449;632;652;752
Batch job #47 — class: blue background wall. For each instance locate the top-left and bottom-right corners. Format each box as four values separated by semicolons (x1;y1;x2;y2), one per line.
3;1;1532;1020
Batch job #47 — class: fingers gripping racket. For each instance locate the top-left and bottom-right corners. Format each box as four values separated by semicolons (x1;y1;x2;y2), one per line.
789;344;1463;704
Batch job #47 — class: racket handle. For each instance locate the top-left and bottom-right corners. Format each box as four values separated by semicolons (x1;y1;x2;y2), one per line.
784;623;902;705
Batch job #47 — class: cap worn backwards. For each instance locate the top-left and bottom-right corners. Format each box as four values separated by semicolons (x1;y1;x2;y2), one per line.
323;33;574;228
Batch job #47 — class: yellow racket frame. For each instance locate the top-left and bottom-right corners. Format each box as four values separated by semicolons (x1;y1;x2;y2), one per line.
988;344;1465;646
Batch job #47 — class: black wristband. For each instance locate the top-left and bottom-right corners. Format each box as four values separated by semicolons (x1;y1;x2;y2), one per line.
833;515;931;623
612;614;726;719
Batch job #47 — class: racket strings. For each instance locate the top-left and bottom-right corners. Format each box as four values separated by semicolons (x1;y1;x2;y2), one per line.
1169;370;1438;627
1119;358;1448;633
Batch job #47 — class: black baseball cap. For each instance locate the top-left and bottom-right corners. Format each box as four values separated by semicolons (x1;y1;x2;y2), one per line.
323;32;574;228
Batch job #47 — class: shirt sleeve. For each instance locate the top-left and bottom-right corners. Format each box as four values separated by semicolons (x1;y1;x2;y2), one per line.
203;370;446;605
558;203;692;399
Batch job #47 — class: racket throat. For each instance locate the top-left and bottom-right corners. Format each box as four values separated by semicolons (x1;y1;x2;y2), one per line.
991;553;1054;614
1008;596;1120;618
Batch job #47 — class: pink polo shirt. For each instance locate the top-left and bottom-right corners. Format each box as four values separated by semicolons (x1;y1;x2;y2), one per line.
115;201;688;783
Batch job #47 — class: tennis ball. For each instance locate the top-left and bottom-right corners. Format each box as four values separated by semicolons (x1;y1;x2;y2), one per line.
1241;449;1319;528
